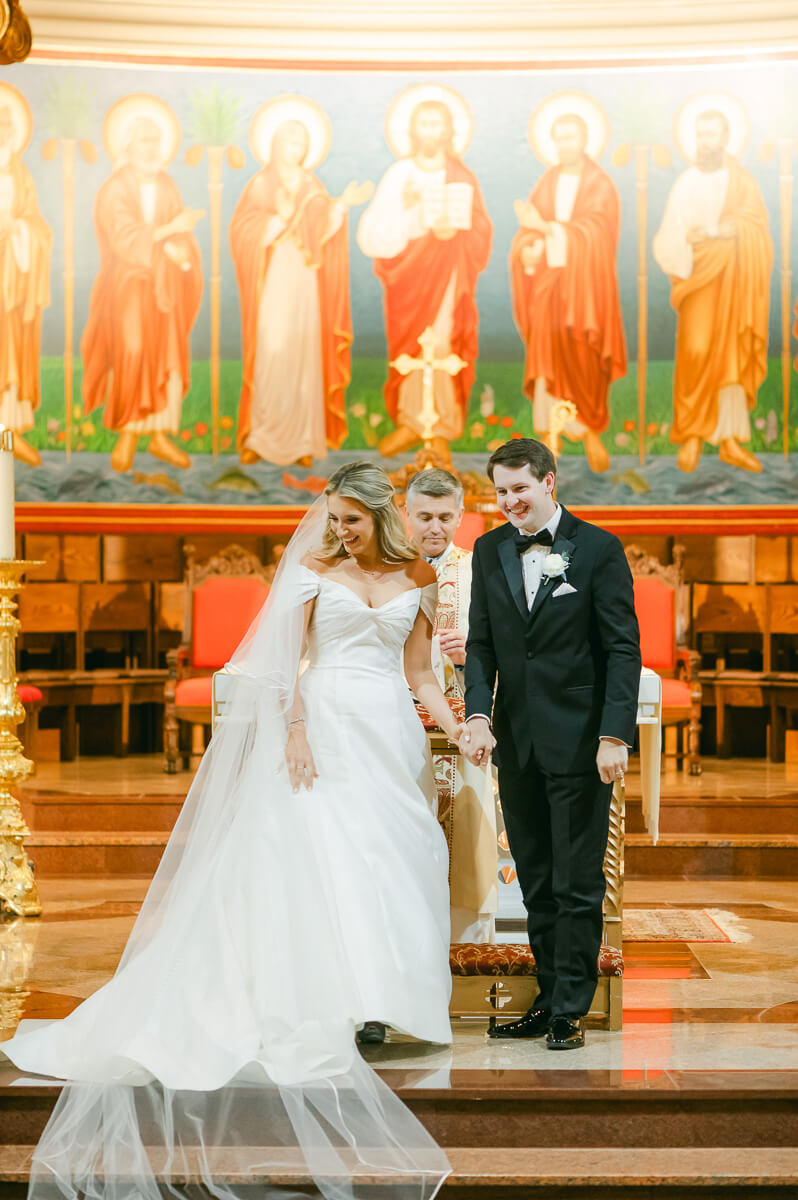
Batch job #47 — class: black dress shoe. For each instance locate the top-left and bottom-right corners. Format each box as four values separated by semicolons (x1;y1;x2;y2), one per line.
487;1007;551;1039
546;1016;585;1050
356;1021;386;1045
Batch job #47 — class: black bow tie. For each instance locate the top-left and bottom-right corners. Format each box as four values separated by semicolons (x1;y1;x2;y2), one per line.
515;528;554;554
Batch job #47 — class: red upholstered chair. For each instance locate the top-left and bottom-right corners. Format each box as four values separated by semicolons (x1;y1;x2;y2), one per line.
453;512;485;552
627;544;701;775
164;545;270;773
17;684;42;773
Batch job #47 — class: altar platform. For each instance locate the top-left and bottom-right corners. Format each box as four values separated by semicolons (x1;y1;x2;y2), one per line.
2;758;798;1194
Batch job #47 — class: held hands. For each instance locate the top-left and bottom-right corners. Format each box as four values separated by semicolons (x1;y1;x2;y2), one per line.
285;724;318;793
439;628;466;666
459;717;496;766
596;738;628;786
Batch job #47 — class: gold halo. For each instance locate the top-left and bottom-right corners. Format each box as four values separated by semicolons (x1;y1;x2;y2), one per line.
249;95;332;170
528;91;610;166
0;82;33;154
384;83;473;159
673;90;750;162
103;94;181;165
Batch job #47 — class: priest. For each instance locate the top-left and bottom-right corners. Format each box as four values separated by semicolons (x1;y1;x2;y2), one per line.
406;468;498;943
509;112;626;473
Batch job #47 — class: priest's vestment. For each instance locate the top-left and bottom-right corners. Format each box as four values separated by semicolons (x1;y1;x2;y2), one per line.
431;542;498;943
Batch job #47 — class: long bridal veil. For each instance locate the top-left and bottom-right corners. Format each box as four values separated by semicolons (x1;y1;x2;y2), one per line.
5;496;450;1200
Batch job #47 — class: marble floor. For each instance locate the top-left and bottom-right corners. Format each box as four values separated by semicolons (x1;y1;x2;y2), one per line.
1;876;797;1078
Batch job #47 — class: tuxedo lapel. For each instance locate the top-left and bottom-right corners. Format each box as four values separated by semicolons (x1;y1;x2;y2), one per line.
526;512;578;632
498;533;529;622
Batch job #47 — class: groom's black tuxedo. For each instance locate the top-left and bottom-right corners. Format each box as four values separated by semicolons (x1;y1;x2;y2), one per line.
465;505;641;1019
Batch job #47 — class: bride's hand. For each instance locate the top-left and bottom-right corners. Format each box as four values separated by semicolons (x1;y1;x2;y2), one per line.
286;725;318;792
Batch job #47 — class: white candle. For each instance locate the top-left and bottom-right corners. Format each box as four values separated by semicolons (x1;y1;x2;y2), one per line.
0;428;15;560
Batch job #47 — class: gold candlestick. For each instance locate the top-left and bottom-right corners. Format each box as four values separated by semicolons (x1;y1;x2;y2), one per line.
0;559;43;917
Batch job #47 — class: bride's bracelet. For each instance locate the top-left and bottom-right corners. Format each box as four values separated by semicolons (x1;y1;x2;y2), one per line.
287;717;305;731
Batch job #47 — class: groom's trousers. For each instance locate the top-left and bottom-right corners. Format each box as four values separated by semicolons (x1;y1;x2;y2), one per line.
498;755;612;1020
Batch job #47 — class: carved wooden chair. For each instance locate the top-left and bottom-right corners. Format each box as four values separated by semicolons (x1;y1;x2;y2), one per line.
626;544;701;775
163;545;270;773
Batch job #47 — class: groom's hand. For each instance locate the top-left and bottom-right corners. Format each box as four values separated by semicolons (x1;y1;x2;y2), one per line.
460;717;495;765
596;737;628;785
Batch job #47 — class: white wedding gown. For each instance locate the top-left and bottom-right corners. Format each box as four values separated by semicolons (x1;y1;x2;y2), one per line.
2;551;453;1199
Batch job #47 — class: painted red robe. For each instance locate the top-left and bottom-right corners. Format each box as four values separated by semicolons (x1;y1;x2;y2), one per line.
81;165;202;431
510;157;626;433
373;157;492;424
230;166;352;452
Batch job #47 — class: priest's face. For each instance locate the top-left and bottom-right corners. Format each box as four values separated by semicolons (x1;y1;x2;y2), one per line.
552;118;587;169
405;493;463;559
492;463;556;532
695;116;728;173
327;493;377;558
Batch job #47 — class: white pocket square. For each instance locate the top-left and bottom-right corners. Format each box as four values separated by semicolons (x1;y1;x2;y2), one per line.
553;582;577;597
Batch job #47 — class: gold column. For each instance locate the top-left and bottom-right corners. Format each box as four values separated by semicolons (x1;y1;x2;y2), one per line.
0;559;43;917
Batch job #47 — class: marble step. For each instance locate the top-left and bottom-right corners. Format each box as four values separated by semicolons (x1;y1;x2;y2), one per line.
625;795;798;836
20;792;186;834
0;1144;796;1195
3;1069;797;1150
625;834;798;878
21;830;798;878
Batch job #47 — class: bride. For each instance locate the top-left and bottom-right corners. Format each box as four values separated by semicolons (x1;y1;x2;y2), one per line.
2;462;462;1200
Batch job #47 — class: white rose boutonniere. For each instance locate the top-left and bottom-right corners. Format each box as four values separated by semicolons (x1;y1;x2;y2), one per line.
542;551;570;582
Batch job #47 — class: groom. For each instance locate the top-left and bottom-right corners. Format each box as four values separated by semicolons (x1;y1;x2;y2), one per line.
461;438;640;1049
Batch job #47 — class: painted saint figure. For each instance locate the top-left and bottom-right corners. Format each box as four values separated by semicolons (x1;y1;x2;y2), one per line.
653;108;772;473
230;112;368;467
81;112;204;474
0;102;52;467
357;93;492;459
509;111;626;474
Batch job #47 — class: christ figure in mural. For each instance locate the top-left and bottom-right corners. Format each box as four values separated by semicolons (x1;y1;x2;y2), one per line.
230;106;369;468
509;109;626;474
81;110;204;474
653;107;772;474
0;99;52;467
357;89;492;460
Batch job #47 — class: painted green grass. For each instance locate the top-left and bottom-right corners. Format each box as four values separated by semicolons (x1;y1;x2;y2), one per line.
35;356;798;458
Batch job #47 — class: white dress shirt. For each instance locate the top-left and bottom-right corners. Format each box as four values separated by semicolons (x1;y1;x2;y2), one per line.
520;504;563;608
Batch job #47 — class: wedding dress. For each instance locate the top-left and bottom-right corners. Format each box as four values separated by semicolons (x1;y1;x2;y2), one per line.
1;498;452;1200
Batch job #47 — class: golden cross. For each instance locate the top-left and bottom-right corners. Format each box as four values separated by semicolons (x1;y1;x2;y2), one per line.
390;326;468;442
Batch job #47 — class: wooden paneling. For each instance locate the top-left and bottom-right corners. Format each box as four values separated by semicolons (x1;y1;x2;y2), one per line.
24;534;101;582
681;536;755;583
619;535;672;563
158;582;185;632
80;583;153;631
754;537;790;583
103;536;182;582
768;585;798;634
185;535;265;563
692;584;767;633
18;583;80;632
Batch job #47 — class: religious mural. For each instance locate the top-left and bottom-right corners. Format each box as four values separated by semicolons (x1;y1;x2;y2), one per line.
1;62;796;508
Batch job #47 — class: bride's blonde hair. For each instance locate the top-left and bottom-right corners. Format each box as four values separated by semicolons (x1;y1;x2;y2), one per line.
318;462;418;562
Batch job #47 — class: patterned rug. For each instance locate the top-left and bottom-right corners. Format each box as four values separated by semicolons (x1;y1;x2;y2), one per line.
623;908;742;943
